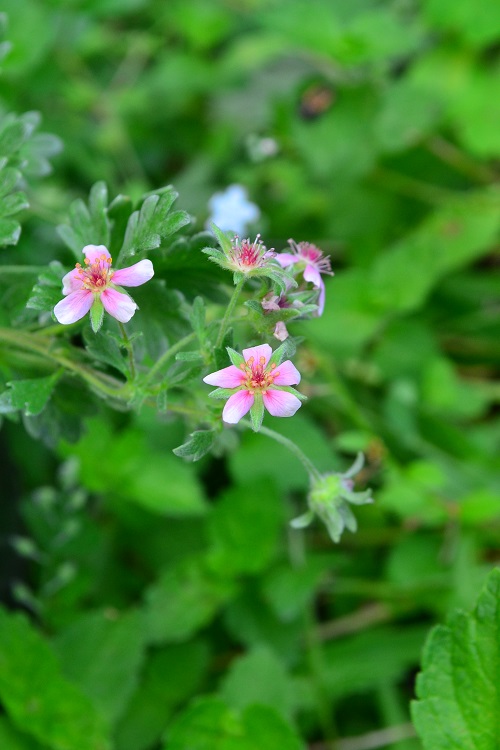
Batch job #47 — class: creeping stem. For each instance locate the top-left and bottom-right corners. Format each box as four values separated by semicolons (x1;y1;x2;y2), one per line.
215;277;245;349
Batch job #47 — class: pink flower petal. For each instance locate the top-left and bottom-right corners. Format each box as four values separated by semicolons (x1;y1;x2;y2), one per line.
222;390;254;424
303;264;322;288
62;268;84;294
82;244;110;264
112;259;154;287
272;360;301;386
242;343;272;366
54;290;93;324
317;279;326;316
263;389;302;417
203;365;246;388
275;253;299;268
101;288;138;323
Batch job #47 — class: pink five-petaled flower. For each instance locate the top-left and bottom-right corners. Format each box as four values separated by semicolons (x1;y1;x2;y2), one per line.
203;343;303;430
54;244;154;333
276;239;333;315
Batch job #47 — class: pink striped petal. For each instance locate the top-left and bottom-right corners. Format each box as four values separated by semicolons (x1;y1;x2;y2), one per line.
242;343;272;366
203;365;246;388
101;288;138;322
276;253;299;268
263;389;302;417
222;390;254;424
62;268;84;294
303;264;322;288
54;289;93;324
272;360;301;386
82;244;109;264
112;259;154;287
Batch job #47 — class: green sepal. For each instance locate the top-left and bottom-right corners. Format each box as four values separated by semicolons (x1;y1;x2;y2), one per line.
249;392;265;432
210;222;233;254
89;297;104;333
268;338;297;369
208;387;238;400
290;510;314;529
226;347;245;367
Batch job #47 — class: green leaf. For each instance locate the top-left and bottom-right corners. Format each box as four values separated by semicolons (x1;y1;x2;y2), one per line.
53;609;146;729
117;187;191;265
144;555;235;644
173;429;216;461
57;181;111;259
7;372;61;416
26;261;65;312
220;646;295;721
114;641;209;750
226;346;245;367
190;295;206;341
0;715;43;750
0;215;20;245
412;567;500;749
210;221;233;253
164;697;303;750
0;607;110;750
207;479;284;575
268;338;297;369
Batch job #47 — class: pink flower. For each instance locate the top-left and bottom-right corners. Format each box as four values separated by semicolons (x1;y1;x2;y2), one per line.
276;240;333;315
203;343;304;430
54;244;154;332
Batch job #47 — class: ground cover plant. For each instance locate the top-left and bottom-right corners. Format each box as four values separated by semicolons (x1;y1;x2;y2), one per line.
0;1;499;749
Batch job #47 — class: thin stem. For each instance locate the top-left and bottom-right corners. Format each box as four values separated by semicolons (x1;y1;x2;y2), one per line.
215;277;245;349
144;331;197;386
118;322;136;381
426;136;496;184
240;419;322;482
0;328;129;400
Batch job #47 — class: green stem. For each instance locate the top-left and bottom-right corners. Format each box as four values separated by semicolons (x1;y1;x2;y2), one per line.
0;328;129;400
144;331;197;386
215;277;245;349
118;322;136;381
240;420;322;482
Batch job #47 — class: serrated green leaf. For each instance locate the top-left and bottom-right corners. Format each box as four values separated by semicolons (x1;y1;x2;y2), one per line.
0;190;29;217
173;429;216;461
7;372;61;416
189;295;206;340
165;697;303;750
144;555;235;644
0;607;110;750
412;567;500;750
0;216;20;245
53;609;146;729
57;182;111;258
0;120;27;156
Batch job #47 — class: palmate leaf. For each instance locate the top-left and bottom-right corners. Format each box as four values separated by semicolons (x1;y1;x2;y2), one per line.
412;566;500;750
116;186;191;265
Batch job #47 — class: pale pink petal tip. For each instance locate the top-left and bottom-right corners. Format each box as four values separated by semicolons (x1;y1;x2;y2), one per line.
101;288;138;323
62;268;83;295
54;290;93;325
242;343;272;365
303;264;322;288
82;244;109;263
222;390;254;423
275;253;298;268
112;259;154;287
203;365;245;388
272;360;301;386
263;390;302;417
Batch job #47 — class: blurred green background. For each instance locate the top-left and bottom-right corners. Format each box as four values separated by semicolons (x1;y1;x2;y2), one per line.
0;1;499;748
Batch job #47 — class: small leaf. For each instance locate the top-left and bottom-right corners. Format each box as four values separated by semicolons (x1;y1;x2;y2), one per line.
412;567;500;750
7;372;61;416
173;430;216;462
226;346;245;367
189;296;206;341
209;222;233;253
89;298;104;333
250;393;264;432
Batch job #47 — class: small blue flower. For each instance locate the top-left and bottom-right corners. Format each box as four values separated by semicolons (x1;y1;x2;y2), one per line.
206;184;260;236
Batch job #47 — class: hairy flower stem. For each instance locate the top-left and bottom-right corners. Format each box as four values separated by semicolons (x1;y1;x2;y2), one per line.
118;322;136;381
215;277;245;349
240;420;322;482
143;331;198;386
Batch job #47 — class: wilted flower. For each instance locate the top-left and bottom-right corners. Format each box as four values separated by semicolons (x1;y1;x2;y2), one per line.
276;240;333;315
206;184;260;236
54;244;154;332
291;453;373;543
203;343;305;431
